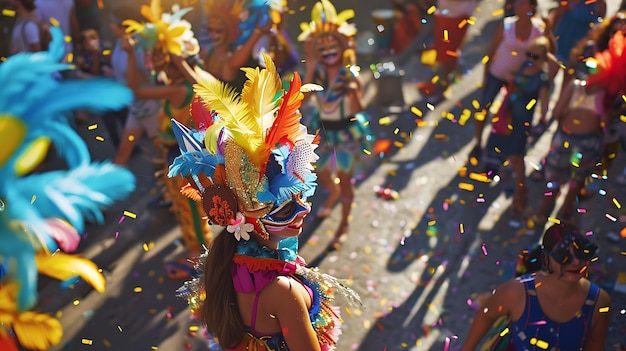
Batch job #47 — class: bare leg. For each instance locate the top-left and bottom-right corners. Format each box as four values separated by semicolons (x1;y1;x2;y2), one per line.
113;128;144;165
315;167;340;218
328;169;354;250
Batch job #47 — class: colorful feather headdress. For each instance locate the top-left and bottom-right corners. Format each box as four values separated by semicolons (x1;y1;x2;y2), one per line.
0;27;135;351
168;53;322;239
297;0;357;42
123;0;199;57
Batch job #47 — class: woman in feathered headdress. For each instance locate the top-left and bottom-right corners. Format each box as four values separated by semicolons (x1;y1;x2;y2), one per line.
121;0;213;258
171;53;361;350
300;0;373;251
0;26;135;351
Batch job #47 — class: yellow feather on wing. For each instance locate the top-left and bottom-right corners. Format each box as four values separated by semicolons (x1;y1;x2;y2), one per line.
194;71;262;159
12;311;63;351
35;253;105;293
336;9;355;24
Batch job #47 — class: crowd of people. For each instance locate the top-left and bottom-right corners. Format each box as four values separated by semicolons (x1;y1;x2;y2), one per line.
2;0;626;350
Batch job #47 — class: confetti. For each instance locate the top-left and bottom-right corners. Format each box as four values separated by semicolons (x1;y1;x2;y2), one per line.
95;136;104;142
547;217;560;224
525;99;537;110
118;325;123;332
134;286;143;293
123;210;137;219
460;223;464;234
605;213;617;222
2;8;16;16
88;124;98;130
613;198;621;209
81;339;93;345
427;5;436;14
481;243;488;256
458;182;474;191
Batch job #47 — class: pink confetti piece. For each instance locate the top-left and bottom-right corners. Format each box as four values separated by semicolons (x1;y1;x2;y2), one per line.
481;243;488;256
115;231;119;238
444;337;451;351
544;192;552;196
606;213;617;222
585;231;593;236
576;208;586;213
118;216;125;224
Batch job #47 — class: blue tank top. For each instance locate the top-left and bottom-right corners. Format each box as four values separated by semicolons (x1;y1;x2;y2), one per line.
510;274;600;351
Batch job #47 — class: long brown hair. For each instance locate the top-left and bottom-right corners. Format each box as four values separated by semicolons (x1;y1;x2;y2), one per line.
201;228;247;348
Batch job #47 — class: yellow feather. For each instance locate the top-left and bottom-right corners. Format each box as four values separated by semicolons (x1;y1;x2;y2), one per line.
194;75;262;157
36;253;105;293
12;311;63;351
0;283;19;314
336;9;355;24
240;52;282;132
300;83;324;92
321;0;337;23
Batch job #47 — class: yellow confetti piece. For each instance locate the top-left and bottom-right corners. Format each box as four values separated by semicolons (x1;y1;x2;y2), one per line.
481;55;490;64
468;16;476;25
118;325;123;332
378;116;392;125
128;134;135;141
427;5;436;14
363;149;371;155
563;141;570;149
525;99;537;110
123;211;137;218
599;306;610;313
393;127;399;134
189;325;200;332
344;307;353;317
30;195;36;204
151;346;158;350
443;29;449;42
548;217;561;224
73;300;80;305
95;136;105;142
458;182;474;191
530;338;549;349
469;172;491;183
2;8;16;16
411;106;423;117
67;52;74;62
621;115;626;122
428;220;436;226
613;198;621;209
491;8;504;16
102;49;111;56
88;124;98;130
82;339;93;345
50;17;60;27
134;286;143;293
499;327;509;337
460;223;464;233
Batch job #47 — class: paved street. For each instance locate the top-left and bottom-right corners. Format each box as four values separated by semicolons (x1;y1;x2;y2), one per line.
34;0;626;350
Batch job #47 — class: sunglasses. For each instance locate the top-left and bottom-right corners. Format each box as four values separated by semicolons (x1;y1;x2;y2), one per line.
525;51;542;60
548;233;598;265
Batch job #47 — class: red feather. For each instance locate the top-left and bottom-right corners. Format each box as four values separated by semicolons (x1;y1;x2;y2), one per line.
586;31;626;96
259;72;305;176
190;95;214;131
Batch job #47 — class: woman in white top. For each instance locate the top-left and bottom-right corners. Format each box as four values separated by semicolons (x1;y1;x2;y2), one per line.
468;0;558;164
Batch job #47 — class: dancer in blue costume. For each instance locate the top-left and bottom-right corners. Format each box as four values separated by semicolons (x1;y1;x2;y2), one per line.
0;26;135;350
300;0;374;250
171;53;361;350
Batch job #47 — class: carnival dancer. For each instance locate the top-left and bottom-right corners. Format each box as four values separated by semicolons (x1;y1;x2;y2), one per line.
171;53;362;350
122;0;213;258
0;26;135;351
300;0;374;250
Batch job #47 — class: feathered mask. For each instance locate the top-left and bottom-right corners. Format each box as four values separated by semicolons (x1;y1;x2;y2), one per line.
123;0;199;57
168;53;322;239
297;0;357;42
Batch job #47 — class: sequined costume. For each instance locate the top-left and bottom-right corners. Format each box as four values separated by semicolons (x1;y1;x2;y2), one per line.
170;54;361;350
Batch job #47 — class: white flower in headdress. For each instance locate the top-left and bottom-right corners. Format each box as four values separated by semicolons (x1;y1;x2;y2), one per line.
227;212;254;241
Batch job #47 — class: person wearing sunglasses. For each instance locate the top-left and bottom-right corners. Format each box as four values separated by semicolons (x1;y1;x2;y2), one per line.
482;36;550;215
461;223;611;351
